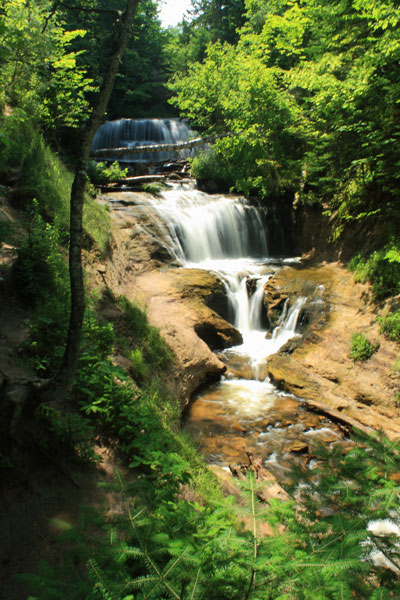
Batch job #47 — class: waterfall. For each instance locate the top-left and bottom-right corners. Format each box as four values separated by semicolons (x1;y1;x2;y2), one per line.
271;296;307;346
91;118;195;162
147;182;303;380
148;184;268;262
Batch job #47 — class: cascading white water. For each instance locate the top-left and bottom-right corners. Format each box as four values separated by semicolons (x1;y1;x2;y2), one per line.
143;180;341;478
91;118;195;163
148;182;305;379
148;183;268;262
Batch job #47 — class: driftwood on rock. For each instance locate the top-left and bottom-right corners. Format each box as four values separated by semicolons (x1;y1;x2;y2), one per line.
299;397;374;436
119;174;166;183
229;451;289;503
230;451;275;482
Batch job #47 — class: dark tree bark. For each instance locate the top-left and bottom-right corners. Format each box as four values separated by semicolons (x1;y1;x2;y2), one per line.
40;0;140;402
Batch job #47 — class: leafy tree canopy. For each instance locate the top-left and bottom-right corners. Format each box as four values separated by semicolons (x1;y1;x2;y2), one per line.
170;0;400;212
0;0;95;131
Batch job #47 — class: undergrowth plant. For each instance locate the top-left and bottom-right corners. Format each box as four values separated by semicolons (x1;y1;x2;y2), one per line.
348;241;400;302
20;431;400;599
116;295;172;377
141;181;165;196
36;405;98;464
378;311;400;343
87;160;129;185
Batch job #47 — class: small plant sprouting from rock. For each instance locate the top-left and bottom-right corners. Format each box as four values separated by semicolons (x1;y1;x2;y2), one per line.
141;182;165;196
87;160;129;185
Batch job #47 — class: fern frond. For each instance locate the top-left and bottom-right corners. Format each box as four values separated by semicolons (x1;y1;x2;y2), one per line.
87;559;117;600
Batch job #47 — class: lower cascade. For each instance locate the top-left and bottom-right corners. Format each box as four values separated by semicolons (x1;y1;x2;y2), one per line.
142;182;348;480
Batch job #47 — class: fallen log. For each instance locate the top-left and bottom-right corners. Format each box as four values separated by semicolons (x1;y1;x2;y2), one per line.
114;174;166;184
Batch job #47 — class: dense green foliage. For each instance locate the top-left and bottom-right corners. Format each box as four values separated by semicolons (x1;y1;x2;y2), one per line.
19;431;400;599
0;0;94;133
167;0;246;73
58;0;175;118
0;0;176;137
348;245;400;302
171;0;400;215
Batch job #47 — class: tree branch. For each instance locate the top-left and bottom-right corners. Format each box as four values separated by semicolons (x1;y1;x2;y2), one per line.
58;2;123;16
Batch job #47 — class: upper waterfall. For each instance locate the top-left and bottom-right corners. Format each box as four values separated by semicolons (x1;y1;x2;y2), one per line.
91;118;195;163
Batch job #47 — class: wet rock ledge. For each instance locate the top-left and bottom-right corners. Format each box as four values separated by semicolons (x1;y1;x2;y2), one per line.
265;261;400;440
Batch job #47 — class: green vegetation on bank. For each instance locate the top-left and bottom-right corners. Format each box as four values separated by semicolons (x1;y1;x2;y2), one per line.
0;115;111;253
18;428;400;599
171;0;400;224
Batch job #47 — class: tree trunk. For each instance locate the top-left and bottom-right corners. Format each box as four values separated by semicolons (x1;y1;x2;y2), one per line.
40;0;140;402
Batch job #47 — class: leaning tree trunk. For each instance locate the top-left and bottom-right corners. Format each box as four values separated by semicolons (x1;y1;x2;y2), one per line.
40;0;140;402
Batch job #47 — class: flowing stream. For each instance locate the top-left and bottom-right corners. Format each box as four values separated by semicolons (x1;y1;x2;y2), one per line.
146;182;348;481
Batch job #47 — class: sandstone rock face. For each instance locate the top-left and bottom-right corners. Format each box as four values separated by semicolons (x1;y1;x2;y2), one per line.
266;262;400;439
124;268;242;401
89;191;400;440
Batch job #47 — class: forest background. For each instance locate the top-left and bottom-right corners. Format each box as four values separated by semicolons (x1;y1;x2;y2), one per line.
1;1;400;599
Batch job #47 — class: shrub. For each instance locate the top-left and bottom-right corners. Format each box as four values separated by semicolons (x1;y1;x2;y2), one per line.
0;220;15;245
130;348;149;383
350;332;378;361
15;201;69;306
378;311;400;343
87;160;128;185
348;242;400;301
142;182;164;196
36;405;98;464
191;147;232;189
